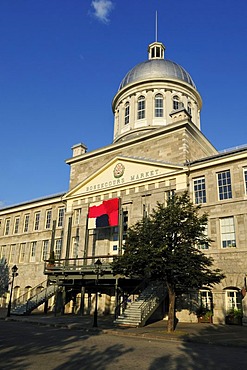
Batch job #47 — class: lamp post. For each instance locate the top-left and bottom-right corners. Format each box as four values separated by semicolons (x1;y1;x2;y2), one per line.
7;265;18;317
93;259;102;327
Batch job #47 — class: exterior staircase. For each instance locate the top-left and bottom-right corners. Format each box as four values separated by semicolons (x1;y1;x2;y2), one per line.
114;282;167;327
11;281;59;315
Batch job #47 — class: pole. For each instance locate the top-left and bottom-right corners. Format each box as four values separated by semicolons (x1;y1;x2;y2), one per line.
7;272;15;317
93;286;98;327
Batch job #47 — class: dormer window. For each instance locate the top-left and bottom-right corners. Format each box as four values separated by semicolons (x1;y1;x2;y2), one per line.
155;94;163;117
125;102;130;124
137;96;145;119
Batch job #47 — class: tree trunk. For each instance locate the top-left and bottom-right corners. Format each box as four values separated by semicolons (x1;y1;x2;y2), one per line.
167;284;176;333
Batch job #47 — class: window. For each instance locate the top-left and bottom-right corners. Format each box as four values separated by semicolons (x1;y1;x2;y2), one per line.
57;208;65;227
217;170;232;200
193;177;206;204
243;168;247;195
165;190;175;204
55;239;62;259
30;241;37;262
199;290;212;310
187;102;192;115
124;102;130;124
5;219;10;236
42;240;49;261
220;217;236;248
123;210;128;240
74;209;81;225
45;210;52;229
72;237;79;258
19;243;27;263
14;217;20;234
9;244;16;263
225;290;241;311
137;96;145;119
173;95;180;110
0;245;7;260
198;224;209;250
23;214;30;233
155;94;163;117
34;212;40;231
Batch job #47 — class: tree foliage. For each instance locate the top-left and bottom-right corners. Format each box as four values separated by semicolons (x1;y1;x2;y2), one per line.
112;192;225;331
0;258;9;297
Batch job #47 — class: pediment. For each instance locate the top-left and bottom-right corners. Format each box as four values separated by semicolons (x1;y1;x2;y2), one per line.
64;156;185;198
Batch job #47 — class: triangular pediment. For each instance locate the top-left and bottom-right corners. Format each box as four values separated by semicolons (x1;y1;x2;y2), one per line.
64;156;185;199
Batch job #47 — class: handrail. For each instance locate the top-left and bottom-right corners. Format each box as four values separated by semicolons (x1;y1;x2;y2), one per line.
44;255;116;273
139;283;166;322
12;279;48;308
114;279;148;318
24;284;59;313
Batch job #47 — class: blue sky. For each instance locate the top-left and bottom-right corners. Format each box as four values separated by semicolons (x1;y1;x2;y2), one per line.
1;0;247;207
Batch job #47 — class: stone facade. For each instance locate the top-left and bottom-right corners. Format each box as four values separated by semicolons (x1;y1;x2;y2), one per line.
1;39;247;324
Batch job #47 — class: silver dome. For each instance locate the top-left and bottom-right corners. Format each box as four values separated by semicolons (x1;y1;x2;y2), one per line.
118;59;196;91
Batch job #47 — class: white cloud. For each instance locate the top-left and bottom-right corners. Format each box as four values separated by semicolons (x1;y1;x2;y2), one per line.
91;0;114;24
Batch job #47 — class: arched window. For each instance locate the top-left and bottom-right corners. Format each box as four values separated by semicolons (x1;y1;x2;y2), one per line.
137;96;145;120
125;102;130;124
187;102;192;115
173;95;180;110
155;94;163;117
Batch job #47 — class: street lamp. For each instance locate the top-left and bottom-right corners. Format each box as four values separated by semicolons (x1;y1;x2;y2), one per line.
93;259;102;327
7;265;18;317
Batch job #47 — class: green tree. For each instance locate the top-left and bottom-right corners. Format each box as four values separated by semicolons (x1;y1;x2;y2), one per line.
112;192;224;332
0;258;9;297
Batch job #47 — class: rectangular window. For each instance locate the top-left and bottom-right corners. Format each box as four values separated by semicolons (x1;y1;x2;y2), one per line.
14;217;20;234
42;240;49;261
57;208;65;227
5;219;10;236
123;210;128;240
199;290;212;310
74;209;81;225
45;210;52;229
9;244;16;263
55;239;62;259
72;237;79;258
198;225;209;250
34;212;41;231
243;168;247;195
30;241;37;262
220;217;236;248
19;243;27;263
23;214;30;233
0;245;7;260
193;177;206;204
217;170;232;200
226;290;241;311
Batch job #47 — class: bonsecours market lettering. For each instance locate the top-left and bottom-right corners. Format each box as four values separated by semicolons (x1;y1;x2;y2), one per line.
86;169;159;192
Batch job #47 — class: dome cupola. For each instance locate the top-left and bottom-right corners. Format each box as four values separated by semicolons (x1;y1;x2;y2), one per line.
112;40;202;143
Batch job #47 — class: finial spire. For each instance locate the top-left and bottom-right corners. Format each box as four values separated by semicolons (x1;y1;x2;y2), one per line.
155;11;158;42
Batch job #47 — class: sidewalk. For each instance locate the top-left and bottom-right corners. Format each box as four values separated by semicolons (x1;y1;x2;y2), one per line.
2;309;247;348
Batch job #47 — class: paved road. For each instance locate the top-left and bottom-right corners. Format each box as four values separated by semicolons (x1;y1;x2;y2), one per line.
1;321;247;370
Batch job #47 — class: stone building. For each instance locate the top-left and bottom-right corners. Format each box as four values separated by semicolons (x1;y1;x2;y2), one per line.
0;39;247;325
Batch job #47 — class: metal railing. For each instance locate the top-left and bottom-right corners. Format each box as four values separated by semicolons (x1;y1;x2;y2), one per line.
12;279;48;309
139;283;166;322
114;279;148;319
44;255;116;274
